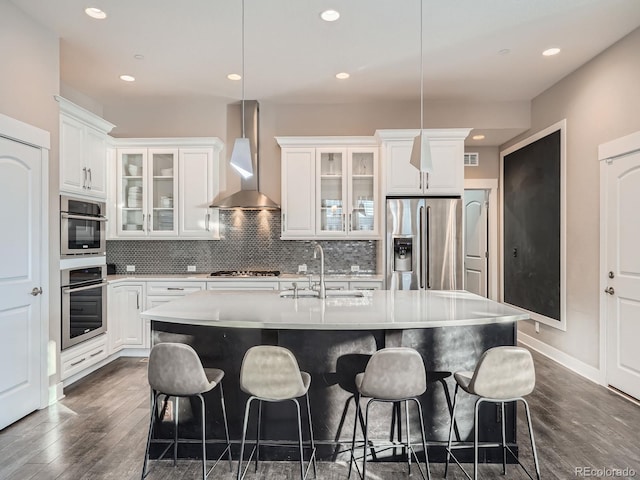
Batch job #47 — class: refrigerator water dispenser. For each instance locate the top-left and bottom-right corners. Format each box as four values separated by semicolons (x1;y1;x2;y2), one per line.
393;237;413;272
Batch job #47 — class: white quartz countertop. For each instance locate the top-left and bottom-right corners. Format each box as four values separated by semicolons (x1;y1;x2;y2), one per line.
140;289;529;330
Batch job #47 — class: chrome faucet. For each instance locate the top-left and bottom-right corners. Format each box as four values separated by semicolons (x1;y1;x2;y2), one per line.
313;244;326;299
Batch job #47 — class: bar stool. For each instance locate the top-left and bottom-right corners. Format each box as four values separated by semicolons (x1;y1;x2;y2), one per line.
237;345;317;480
445;346;541;480
348;347;431;480
141;342;232;480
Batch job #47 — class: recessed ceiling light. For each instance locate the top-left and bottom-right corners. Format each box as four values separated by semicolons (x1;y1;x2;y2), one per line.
120;75;135;82
85;7;107;19
498;49;510;55
227;73;242;81
336;72;350;80
542;47;561;57
472;134;485;141
320;10;340;22
134;54;144;60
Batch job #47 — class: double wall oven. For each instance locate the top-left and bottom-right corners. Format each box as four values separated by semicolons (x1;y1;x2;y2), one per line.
60;195;108;350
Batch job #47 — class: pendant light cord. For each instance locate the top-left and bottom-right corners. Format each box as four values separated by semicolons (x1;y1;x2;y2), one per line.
419;0;423;134
241;0;246;138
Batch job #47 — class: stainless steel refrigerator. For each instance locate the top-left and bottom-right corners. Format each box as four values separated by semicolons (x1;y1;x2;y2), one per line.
386;197;462;290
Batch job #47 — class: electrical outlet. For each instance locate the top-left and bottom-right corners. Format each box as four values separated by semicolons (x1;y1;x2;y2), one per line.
298;264;307;273
351;265;360;273
126;265;135;272
187;265;197;272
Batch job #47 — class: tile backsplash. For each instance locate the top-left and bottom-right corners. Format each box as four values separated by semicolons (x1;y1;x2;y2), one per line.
107;210;377;274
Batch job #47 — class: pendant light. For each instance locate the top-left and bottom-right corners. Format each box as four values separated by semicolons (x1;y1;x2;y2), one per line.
229;0;253;179
409;0;433;173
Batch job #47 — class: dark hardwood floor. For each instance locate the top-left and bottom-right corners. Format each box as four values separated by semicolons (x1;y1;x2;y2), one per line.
1;349;639;480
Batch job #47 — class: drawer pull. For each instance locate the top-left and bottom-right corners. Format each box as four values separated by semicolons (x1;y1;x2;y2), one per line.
167;287;184;291
70;357;86;367
90;349;104;358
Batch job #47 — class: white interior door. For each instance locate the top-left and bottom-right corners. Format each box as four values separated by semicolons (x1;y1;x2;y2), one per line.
464;189;488;296
604;149;640;400
0;136;43;430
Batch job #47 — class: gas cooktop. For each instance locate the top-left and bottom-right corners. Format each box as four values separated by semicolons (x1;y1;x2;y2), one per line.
210;270;281;277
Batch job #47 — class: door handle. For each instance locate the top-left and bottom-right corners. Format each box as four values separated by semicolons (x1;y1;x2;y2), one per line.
87;168;92;189
82;167;87;189
205;213;210;232
30;287;43;296
604;287;615;295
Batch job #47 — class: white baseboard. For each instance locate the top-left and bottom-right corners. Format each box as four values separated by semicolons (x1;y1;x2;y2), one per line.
518;332;605;385
48;382;64;405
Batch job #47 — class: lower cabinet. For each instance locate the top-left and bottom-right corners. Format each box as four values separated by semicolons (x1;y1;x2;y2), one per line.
108;282;145;351
61;334;108;381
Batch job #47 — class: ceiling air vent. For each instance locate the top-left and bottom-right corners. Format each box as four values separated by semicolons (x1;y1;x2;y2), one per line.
464;152;479;166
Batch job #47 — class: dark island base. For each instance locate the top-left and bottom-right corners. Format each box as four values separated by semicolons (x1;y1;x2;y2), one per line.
149;321;518;464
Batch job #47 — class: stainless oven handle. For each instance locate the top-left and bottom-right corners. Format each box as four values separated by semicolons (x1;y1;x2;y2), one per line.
61;212;108;222
62;281;107;294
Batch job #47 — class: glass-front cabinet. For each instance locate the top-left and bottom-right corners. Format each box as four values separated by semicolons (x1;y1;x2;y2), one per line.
315;146;378;238
117;148;178;237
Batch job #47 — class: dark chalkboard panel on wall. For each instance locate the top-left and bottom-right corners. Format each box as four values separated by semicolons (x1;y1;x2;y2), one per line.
501;121;565;329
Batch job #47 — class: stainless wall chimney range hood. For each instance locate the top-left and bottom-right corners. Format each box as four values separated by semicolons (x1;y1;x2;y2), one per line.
210;100;280;210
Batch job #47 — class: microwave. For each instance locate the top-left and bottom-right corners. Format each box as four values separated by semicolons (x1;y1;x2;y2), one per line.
60;195;107;257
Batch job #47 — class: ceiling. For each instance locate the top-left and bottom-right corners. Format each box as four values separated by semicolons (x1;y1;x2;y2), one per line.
11;0;640;112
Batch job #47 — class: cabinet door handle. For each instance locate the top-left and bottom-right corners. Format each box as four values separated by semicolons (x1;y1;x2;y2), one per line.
142;214;146;232
348;212;352;232
419;171;423;190
167;287;184;291
425;172;429;189
136;292;140;310
90;349;104;358
70;357;86;367
282;213;286;233
206;213;210;232
87;168;92;189
82;167;87;189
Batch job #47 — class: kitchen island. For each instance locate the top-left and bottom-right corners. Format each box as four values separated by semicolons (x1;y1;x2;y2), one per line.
141;289;529;463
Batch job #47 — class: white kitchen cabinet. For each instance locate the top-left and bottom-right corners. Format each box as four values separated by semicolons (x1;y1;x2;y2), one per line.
178;148;220;238
279;147;316;238
113;138;222;239
277;137;380;240
376;129;471;196
57;96;115;199
60;334;108;381
108;282;145;351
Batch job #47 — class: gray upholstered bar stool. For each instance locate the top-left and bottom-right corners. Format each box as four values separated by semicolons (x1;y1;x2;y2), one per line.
237;345;317;480
445;346;541;480
141;342;232;480
348;347;431;480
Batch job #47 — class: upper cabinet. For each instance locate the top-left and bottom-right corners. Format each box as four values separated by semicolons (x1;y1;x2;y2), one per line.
56;96;115;199
376;129;472;196
277;137;380;240
111;138;223;240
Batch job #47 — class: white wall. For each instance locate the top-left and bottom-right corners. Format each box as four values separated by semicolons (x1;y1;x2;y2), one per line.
502;26;640;369
0;1;61;392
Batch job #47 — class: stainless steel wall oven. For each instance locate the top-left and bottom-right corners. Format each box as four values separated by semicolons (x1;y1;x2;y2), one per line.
60;195;107;257
61;264;107;349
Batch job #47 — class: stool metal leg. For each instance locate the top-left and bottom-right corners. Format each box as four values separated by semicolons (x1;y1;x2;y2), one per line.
305;393;317;478
173;396;179;466
218;382;233;472
474;398;483;480
347;393;360;480
438;377;461;442
237;396;255;480
198;393;207;480
255;400;262;472
141;391;158;479
522;398;541;480
405;400;411;472
363;399;373;480
500;401;507;475
444;384;459;478
412;398;431;480
293;398;305;480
